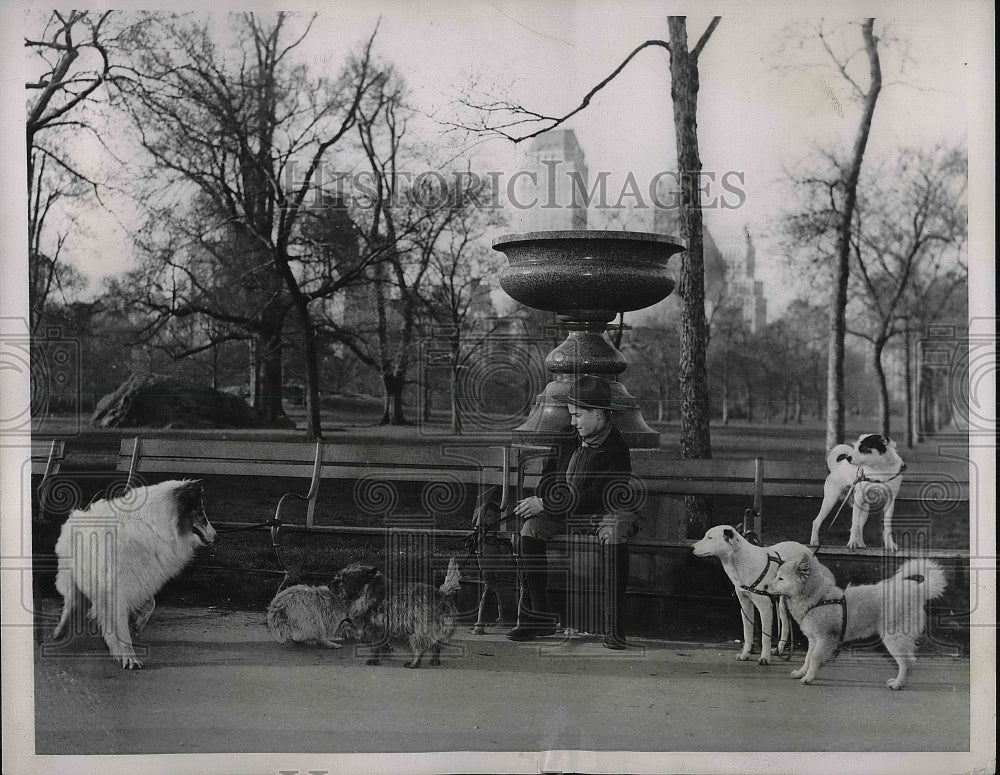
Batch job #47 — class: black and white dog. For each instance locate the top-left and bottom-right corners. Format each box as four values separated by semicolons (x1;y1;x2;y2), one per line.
810;434;905;552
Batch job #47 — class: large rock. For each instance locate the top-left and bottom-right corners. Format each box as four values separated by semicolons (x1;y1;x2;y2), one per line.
92;375;296;430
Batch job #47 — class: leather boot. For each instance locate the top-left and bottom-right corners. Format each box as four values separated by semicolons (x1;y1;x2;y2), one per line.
506;536;557;641
603;542;630;650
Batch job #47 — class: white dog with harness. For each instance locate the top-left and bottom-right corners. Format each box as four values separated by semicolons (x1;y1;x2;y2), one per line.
692;525;826;664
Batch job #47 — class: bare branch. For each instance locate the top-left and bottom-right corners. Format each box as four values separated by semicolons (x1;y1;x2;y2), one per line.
448;38;670;143
691;17;721;59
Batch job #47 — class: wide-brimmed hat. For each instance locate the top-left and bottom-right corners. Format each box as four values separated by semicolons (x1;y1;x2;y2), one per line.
564;375;614;411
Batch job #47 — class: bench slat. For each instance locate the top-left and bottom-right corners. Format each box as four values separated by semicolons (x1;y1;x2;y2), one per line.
766;483;971;500
321;443;509;469
125;459;322;479
31;439;65;478
119;438;321;466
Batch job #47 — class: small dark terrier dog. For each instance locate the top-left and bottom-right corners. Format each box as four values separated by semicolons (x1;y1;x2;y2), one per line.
332;557;461;668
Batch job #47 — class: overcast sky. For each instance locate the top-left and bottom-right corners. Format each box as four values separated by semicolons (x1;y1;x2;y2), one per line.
4;0;994;319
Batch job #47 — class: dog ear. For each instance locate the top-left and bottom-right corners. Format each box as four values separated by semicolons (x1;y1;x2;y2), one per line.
174;480;204;511
792;554;812;581
723;528;735;542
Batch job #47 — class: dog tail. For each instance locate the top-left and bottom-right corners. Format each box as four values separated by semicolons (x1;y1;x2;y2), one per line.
439;556;461;599
827;444;855;473
894;559;947;601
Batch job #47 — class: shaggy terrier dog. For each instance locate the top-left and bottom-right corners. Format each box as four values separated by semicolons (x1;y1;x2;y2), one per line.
52;480;216;669
332;557;461;668
762;552;946;690
267;583;350;649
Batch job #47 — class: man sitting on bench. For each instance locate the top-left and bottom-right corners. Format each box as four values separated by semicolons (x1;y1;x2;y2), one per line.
507;375;639;650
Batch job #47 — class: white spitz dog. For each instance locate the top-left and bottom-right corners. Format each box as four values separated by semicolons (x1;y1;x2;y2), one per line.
52;480;216;669
810;433;906;551
762;552;946;690
267;583;349;649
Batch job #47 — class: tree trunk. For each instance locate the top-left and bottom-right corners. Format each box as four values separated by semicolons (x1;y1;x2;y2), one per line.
381;372;408;425
450;364;463;435
873;339;891;438
668;16;712;466
289;292;324;440
825;18;882;450
249;337;262;409
904;325;915;447
257;325;285;423
668;16;715;538
919;368;934;437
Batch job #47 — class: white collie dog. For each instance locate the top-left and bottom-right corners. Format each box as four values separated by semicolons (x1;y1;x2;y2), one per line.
52;480;216;669
762;552;946;690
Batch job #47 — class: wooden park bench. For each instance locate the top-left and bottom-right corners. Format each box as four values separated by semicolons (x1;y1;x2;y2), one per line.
31;438;66;481
115;436;767;632
114;435;970;636
31;438;66;520
117;437;529;629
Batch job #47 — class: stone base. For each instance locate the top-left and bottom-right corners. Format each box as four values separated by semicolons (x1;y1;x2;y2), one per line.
513;376;661;449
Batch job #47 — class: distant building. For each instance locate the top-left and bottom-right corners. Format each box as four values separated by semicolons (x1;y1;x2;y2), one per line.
510;129;588;231
721;229;767;333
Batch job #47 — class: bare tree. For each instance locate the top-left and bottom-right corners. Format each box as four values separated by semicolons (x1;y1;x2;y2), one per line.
25;10;125;331
115;12;380;437
418;185;506;433
847;147;968;438
622;314;681;424
779;19;883;448
344;68;430;425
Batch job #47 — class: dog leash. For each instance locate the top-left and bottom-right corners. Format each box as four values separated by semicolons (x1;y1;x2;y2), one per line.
813;462;907;555
214;519;280;534
812;470;865;555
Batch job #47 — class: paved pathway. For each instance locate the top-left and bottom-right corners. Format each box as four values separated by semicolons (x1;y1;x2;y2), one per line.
28;604;973;763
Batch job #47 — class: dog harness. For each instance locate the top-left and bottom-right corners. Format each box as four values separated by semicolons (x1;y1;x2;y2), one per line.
806;596;848;651
741;553;783;598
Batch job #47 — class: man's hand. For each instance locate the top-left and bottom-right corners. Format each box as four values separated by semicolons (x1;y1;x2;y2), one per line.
514;496;544;520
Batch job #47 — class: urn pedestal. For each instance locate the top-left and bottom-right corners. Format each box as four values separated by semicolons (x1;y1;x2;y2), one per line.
492;230;684;449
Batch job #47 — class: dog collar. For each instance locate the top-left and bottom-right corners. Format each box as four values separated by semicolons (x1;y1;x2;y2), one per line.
857;463;907;484
741;552;783;597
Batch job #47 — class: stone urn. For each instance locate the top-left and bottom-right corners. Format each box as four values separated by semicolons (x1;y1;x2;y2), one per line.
492;230;684;448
